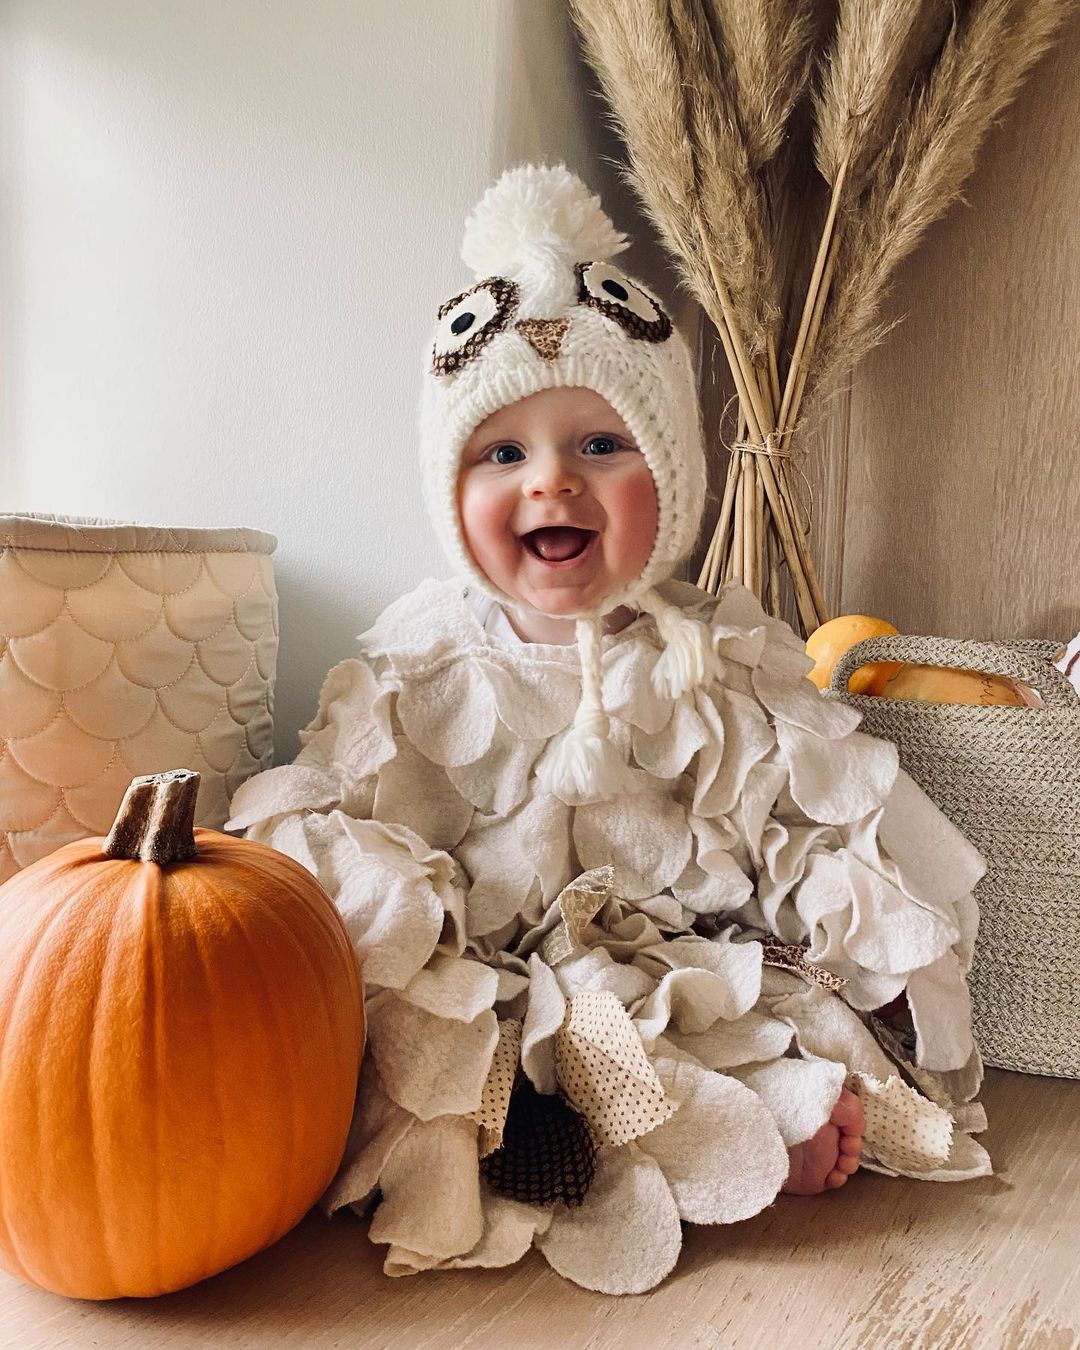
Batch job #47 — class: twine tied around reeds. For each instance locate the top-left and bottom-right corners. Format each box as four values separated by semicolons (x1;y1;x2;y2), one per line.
572;0;1076;636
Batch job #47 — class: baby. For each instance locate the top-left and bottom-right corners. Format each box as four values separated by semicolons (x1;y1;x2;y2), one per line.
229;165;990;1295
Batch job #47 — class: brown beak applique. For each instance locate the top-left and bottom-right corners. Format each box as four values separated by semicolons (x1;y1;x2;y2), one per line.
515;317;570;362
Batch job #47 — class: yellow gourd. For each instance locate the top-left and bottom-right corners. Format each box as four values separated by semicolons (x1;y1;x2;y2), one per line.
875;664;1029;706
805;614;902;694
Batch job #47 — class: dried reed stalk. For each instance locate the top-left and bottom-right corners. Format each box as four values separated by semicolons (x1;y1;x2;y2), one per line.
571;0;1075;634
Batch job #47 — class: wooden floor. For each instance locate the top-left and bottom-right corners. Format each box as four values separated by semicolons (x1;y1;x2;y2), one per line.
1;1068;1077;1350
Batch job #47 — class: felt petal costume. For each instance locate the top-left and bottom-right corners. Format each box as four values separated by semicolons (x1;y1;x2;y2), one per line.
227;164;991;1294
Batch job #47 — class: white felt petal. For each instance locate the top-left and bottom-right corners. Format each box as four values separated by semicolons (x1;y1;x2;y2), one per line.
642;1057;788;1224
481;656;581;740
777;722;899;826
751;641;862;738
373;736;474;849
604;637;673;734
864;1126;993;1182
454;809;540;937
664;1010;794;1070
445;721;544;815
694;687;776;818
320;816;449;990
537;1146;683;1295
369;996;498;1120
731;759;789;866
321;1058;414;1216
638;933;763;1011
761;975;899;1082
574;786;692;899
673;858;750;915
905;949;976;1072
401;953;499;1023
368;1114;483;1260
439;1187;552;1270
516;790;574;902
841;853;959;974
877;767;987;909
727;1057;845;1146
555;949;656;1005
520;954;567;1095
632;696;709;778
634;968;752;1045
227;763;341;831
396;660;498;767
710;584;770;666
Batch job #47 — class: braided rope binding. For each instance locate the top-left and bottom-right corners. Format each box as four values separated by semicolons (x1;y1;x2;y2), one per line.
826;635;1080;1078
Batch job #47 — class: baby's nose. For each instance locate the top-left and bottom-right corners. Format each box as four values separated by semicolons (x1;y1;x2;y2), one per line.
525;454;583;498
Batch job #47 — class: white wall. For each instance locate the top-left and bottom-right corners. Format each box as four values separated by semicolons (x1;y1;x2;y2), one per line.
1;0;686;762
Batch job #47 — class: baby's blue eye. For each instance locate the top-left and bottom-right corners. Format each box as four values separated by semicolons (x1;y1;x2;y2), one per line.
491;444;525;465
584;436;618;456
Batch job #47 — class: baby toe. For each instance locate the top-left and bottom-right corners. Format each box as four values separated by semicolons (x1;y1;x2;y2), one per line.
832;1087;866;1135
836;1153;860;1175
838;1134;863;1157
826;1169;849;1189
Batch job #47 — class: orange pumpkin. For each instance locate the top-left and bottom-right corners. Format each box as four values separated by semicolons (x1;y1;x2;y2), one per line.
0;769;364;1300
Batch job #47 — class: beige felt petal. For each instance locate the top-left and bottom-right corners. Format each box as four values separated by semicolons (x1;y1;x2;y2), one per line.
710;585;769;666
631;696;709;778
573;785;691;900
876;767;987;910
905;950;976;1073
439;1187;552;1270
731;760;789;866
663;1010;794;1070
396;660;498;767
636;934;763;1014
850;1072;954;1173
368;1114;484;1260
536;1146;683;1295
603;636;672;734
840;853;960;975
642;1057;789;1224
480;656;581;740
373;736;474;850
728;1056;846;1147
318;817;448;990
401;953;499;1023
556;991;676;1146
761;974;899;1082
634;968;754;1048
777;721;899;826
445;720;544;815
516;789;574;902
694;687;776;819
751;641;862;739
369;996;498;1121
470;1018;522;1157
554;949;657;1006
297;658;397;777
320;1058;414;1216
227;762;341;830
454;809;540;938
520;954;566;1095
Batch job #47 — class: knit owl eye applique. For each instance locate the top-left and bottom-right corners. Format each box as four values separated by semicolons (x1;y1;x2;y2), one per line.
576;262;672;343
433;277;520;376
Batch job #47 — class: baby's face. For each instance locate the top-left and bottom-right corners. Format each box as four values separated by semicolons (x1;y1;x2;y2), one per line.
457;387;658;617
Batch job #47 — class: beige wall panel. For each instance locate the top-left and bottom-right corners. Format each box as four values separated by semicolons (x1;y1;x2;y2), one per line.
825;16;1080;643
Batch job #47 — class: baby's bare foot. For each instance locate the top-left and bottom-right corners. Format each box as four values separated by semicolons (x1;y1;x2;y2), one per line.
781;1086;865;1195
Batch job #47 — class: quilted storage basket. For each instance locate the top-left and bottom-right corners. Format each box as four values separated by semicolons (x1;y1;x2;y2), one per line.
827;635;1080;1078
0;513;278;882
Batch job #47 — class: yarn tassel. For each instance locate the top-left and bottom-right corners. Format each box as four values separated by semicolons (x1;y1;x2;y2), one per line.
536;617;627;805
641;589;718;700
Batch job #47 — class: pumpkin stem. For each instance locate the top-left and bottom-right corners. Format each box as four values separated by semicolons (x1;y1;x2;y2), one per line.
104;769;201;864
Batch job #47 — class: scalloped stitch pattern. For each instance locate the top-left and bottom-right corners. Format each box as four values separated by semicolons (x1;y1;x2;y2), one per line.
0;546;278;881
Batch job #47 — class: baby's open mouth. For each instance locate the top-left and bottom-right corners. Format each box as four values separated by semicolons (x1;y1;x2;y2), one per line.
521;527;597;562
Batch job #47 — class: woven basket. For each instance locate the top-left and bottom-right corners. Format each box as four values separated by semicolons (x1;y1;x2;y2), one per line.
0;513;278;882
825;635;1080;1078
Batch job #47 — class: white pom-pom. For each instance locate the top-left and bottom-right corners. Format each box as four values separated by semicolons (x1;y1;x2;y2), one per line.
536;719;628;806
641;590;719;700
461;163;628;278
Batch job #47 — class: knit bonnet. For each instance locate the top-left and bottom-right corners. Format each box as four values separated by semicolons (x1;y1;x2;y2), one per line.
419;164;711;804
